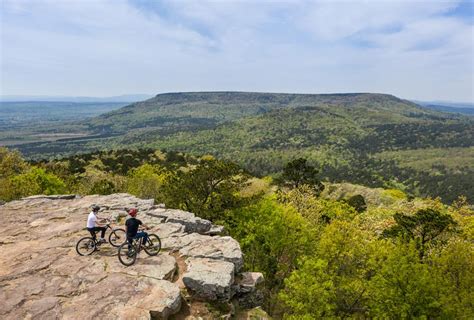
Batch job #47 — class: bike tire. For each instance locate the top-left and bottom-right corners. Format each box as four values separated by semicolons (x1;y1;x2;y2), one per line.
143;234;161;256
118;242;137;266
76;237;96;256
109;228;126;247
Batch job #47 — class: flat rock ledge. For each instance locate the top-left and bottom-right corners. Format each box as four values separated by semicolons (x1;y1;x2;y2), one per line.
0;194;264;319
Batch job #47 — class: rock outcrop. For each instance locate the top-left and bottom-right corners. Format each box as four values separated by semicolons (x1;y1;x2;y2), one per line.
0;194;264;319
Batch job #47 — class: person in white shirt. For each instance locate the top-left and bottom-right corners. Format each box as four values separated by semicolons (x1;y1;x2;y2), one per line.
87;205;107;243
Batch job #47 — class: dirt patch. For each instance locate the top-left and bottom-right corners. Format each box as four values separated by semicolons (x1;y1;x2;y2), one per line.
170;251;187;289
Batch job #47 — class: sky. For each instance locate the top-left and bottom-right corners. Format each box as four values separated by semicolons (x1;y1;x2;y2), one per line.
1;0;473;102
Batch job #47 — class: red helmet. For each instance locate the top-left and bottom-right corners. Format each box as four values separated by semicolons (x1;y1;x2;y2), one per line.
128;208;138;217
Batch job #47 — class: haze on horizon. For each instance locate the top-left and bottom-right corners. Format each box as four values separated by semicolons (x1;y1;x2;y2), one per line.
1;0;473;103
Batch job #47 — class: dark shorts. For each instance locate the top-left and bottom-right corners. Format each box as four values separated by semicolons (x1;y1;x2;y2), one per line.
87;226;106;239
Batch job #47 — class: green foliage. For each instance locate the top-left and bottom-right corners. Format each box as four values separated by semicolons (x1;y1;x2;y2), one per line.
226;197;317;314
382;208;457;259
11;93;474;203
280;221;378;319
280;158;324;194
346;194;367;213
278;186;358;226
127;164;168;201
431;239;474;318
382;188;408;201
0;147;28;178
1;144;473;318
0;147;30;201
75;159;126;195
367;242;444;319
161;158;251;221
8;167;66;199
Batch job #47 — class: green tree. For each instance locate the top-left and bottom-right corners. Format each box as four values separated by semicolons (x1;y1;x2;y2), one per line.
75;159;126;195
382;208;457;259
127;163;168;201
280;221;377;319
367;241;443;319
0;147;28;178
162;158;250;220
278;185;358;227
432;239;474;318
227;197;317;315
346;194;367;213
281;158;324;195
0;147;30;201
9;167;66;199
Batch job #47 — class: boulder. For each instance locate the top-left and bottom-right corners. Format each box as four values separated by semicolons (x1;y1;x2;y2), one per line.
238;272;264;293
205;224;225;236
183;258;235;301
234;272;265;309
179;236;243;271
147;209;212;234
120;279;182;320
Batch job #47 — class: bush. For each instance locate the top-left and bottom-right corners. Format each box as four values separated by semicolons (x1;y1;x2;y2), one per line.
127;164;168;201
6;167;66;200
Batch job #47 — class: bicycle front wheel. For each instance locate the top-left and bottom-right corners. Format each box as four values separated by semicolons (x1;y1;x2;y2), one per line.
76;237;96;256
109;228;126;247
143;234;161;256
118;242;137;266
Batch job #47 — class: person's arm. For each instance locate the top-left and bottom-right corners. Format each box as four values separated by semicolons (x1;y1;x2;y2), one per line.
95;215;108;227
139;219;150;230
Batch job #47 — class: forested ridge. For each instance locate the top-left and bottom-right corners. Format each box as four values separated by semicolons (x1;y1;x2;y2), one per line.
1;147;473;319
12;92;473;203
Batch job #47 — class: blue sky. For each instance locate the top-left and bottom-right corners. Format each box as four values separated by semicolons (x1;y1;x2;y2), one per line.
1;0;473;102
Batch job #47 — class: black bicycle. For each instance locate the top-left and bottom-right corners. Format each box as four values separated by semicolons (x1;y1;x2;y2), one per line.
117;231;161;266
76;221;126;256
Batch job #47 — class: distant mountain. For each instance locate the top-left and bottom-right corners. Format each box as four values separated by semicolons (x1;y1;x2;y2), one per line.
413;100;474;116
0;94;153;103
10;91;474;203
87;92;441;134
413;100;474;108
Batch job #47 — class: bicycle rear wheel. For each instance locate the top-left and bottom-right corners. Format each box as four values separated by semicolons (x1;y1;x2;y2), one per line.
76;237;96;256
118;242;137;266
143;234;161;256
109;228;126;247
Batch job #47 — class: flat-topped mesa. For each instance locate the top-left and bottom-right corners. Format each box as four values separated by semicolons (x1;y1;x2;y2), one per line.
0;193;265;319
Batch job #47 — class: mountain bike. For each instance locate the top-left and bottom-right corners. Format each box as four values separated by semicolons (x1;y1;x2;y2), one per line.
117;231;161;266
76;220;126;256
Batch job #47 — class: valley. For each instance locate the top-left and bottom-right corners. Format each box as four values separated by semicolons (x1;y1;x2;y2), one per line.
4;92;473;203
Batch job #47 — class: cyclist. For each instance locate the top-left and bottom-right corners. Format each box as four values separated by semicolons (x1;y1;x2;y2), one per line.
126;208;150;245
87;205;108;243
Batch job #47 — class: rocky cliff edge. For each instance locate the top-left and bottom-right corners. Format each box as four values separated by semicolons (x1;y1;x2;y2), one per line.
0;194;267;319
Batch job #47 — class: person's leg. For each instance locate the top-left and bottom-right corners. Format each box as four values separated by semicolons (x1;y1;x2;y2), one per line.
99;227;106;239
134;231;147;245
88;228;96;240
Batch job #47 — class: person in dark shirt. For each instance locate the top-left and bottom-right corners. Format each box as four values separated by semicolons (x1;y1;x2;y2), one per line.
125;208;150;245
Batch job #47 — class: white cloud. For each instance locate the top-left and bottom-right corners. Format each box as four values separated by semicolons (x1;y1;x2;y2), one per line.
0;0;472;101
